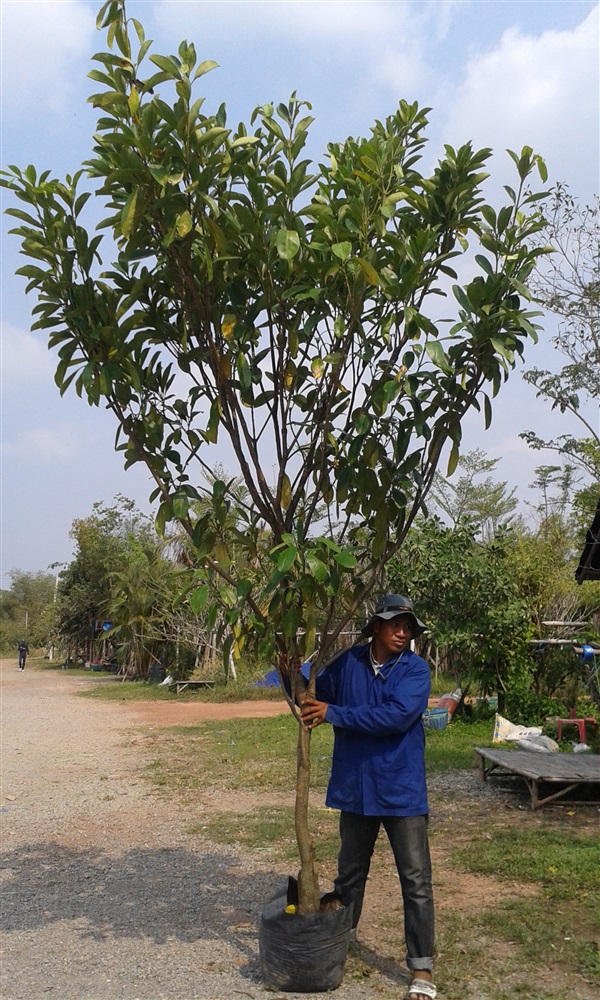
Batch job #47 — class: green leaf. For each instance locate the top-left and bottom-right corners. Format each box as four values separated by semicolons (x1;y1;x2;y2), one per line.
334;317;345;339
236;578;252;600
236;352;251;390
536;155;548;183
490;338;514;361
282;605;300;639
332;241;352;261
172;495;189;519
277;545;297;573
193;59;219;80
425;340;449;371
195;126;230;147
230;136;260;148
149;53;180;76
189;585;209;614
276;229;300;260
335;550;357;569
306;552;328;583
483;394;492;430
447;440;460;476
311;357;325;379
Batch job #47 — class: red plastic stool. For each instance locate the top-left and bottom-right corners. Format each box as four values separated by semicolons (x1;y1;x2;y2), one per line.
556;708;599;742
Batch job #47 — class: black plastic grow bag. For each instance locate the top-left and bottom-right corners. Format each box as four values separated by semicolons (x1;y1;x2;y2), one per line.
259;884;352;993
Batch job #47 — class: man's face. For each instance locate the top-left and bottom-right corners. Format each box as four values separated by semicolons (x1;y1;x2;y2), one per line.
372;613;413;658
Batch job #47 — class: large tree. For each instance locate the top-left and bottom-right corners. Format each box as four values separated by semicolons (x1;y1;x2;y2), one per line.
1;0;549;912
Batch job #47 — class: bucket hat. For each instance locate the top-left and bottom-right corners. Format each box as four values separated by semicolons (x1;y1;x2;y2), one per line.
361;594;427;638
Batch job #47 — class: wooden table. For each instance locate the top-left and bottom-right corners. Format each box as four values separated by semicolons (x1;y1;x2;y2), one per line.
474;747;600;809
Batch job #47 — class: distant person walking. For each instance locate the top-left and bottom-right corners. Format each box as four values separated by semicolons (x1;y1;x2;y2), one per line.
18;640;29;671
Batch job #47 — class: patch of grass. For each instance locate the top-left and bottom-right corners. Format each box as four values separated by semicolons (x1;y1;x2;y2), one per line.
33;659;91;675
425;719;492;772
79;675;286;701
433;897;599;998
429;673;460;697
194;677;286;702
145;715;491;797
453;828;600;894
579;940;600;978
448;828;599;989
186;804;340;862
478;897;599;986
145;715;333;793
81;679;178;700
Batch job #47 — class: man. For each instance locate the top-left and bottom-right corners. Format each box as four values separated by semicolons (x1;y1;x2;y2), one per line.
301;594;437;1000
17;640;29;671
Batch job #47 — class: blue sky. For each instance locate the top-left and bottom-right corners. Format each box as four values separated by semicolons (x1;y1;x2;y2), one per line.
1;0;599;578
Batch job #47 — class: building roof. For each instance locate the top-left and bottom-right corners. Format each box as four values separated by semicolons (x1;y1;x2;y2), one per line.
575;497;600;583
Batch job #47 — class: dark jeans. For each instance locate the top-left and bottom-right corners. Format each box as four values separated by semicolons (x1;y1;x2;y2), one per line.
333;811;434;972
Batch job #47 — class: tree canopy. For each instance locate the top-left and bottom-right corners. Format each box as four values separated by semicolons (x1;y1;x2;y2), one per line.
1;1;550;667
1;0;550;911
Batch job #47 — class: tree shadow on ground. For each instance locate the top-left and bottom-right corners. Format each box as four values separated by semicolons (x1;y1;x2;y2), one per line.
0;840;288;983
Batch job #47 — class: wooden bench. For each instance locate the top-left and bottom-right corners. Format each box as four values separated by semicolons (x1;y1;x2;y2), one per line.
475;746;600;809
172;679;216;694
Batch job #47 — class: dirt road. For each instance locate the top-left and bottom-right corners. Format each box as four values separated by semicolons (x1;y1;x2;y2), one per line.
0;661;397;1000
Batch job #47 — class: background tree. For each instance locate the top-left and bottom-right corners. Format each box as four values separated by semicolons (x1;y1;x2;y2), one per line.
386;519;531;713
55;496;158;663
521;185;600;526
429;448;518;541
0;570;57;654
1;0;549;912
107;533;184;676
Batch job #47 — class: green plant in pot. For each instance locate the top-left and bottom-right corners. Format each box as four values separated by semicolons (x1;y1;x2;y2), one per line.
1;0;550;989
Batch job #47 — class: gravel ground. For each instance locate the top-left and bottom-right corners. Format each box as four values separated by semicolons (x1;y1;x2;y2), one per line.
0;660;410;1000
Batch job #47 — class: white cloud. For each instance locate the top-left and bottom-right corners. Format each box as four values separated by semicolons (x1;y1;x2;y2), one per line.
152;0;456;111
438;5;599;198
0;322;54;381
156;0;406;44
1;0;95;112
1;423;76;462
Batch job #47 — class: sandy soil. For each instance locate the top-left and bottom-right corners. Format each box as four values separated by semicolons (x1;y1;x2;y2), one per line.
124;696;289;726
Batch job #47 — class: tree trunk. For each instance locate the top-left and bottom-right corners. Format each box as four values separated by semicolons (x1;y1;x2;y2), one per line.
295;721;321;913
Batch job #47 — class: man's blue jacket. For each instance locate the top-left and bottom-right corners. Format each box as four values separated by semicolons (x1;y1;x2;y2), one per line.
314;642;431;817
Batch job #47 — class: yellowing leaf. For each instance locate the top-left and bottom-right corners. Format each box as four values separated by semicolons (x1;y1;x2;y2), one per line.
121;189;139;239
222;315;236;341
311;357;325;378
218;354;231;379
128;87;140;116
280;473;292;509
356;257;380;286
284;361;296;389
276;229;300;260
175;211;193;238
